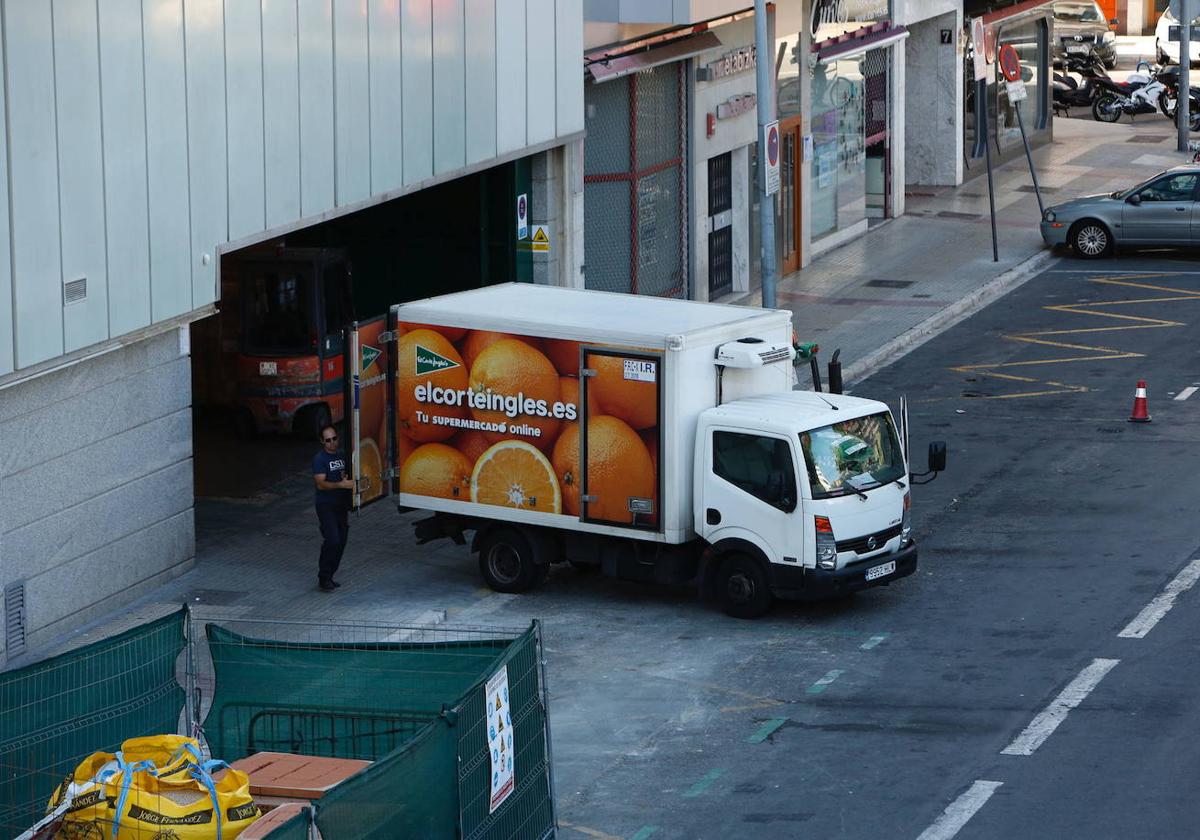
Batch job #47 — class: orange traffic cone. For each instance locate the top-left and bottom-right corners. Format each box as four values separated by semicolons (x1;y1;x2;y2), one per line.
1128;380;1151;423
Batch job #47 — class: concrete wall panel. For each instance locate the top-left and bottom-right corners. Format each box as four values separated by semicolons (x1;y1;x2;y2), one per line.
464;0;497;165
143;0;192;322
263;0;302;228
402;0;434;185
369;0;403;193
556;0;585;136
0;16;14;375
334;0;371;205
225;0;267;239
297;0;336;216
185;0;228;308
5;0;64;368
54;0;109;355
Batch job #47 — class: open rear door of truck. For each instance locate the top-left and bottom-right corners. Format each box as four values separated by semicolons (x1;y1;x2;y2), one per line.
579;347;663;531
345;315;393;511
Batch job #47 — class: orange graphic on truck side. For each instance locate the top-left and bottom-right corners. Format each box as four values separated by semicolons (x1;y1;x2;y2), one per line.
393;324;658;527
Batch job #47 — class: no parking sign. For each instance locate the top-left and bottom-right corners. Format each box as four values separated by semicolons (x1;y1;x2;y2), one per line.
763;121;780;196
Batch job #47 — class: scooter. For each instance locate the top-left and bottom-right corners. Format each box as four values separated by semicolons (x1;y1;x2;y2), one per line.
1052;54;1109;116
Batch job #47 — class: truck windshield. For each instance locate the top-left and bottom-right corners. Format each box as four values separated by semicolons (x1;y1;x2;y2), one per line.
243;263;317;355
799;412;905;499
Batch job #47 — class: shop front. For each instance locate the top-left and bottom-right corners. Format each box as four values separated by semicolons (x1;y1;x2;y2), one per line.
965;0;1053;176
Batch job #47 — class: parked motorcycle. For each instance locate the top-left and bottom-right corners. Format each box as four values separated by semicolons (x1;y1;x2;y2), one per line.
1092;64;1200;131
1152;66;1200;126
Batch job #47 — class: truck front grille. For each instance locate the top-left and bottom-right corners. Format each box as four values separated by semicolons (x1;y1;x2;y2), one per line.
836;524;902;555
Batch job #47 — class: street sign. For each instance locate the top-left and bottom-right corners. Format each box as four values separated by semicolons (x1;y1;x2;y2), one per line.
516;193;528;240
971;18;988;81
1005;79;1028;101
998;44;1022;83
763;121;780;196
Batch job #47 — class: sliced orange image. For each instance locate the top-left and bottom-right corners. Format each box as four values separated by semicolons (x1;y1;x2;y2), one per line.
358;437;384;503
470;439;562;514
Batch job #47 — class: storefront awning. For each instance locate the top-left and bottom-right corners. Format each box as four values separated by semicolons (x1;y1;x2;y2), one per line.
587;31;723;83
816;23;909;63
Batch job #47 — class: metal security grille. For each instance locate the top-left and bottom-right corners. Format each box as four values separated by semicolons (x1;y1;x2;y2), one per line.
707;153;733;299
584;61;689;298
4;581;25;659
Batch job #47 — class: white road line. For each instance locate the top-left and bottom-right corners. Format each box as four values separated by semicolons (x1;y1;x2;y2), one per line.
1001;658;1120;756
1173;386;1198;402
915;780;1003;840
1119;556;1200;639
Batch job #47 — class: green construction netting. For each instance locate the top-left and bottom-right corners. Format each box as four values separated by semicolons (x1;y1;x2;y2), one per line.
458;629;553;840
260;808;313;840
0;607;187;835
202;624;512;762
315;717;459;840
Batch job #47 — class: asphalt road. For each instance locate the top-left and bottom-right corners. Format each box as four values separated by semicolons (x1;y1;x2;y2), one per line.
552;254;1200;839
182;253;1200;838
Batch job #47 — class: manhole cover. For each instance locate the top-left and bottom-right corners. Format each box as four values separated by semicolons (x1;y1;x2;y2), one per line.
1126;135;1169;143
866;279;913;288
1017;184;1059;193
938;210;983;220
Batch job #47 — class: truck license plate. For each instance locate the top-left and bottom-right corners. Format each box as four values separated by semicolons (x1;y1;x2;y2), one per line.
865;560;896;581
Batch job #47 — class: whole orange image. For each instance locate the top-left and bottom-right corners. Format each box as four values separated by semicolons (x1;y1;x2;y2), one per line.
391;323;658;525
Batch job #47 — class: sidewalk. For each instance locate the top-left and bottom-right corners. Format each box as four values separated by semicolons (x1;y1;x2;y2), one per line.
39;115;1196;647
729;115;1189;386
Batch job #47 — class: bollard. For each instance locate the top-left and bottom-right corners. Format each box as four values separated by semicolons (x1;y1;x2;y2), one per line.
809;354;822;393
828;349;843;395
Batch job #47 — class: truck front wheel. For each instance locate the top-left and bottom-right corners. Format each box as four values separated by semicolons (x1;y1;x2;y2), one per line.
717;554;772;619
478;527;549;593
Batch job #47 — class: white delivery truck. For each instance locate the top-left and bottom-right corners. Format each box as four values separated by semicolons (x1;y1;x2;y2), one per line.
344;284;945;618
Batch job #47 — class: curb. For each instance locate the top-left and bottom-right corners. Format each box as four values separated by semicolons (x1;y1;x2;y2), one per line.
842;247;1057;386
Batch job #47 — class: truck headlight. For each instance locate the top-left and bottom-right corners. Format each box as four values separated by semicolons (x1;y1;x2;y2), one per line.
816;515;837;570
900;492;912;548
1043;209;1056;222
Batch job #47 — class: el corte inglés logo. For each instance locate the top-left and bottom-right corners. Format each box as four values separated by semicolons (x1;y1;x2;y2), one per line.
416;344;461;376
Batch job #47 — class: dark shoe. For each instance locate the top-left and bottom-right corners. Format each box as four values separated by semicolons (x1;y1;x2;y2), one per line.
331;580;342;588
318;580;336;592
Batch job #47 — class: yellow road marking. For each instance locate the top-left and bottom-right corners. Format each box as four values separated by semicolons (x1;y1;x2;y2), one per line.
949;275;1200;398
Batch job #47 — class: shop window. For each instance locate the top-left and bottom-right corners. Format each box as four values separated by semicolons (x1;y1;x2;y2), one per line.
811;56;867;240
583;64;689;298
997;17;1048;146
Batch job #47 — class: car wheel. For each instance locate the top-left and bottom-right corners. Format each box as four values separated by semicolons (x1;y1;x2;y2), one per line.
1069;220;1113;259
716;553;772;619
478;526;547;593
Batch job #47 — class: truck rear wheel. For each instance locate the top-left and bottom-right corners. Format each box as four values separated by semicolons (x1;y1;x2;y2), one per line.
478;527;548;593
717;554;772;619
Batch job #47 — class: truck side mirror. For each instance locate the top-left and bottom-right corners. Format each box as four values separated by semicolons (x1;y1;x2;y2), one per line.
927;441;947;473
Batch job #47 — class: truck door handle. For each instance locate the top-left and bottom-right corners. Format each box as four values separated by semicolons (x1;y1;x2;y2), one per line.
706;508;721;525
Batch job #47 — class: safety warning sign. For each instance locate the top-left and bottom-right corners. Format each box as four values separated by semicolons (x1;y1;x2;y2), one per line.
487;666;515;813
531;225;550;253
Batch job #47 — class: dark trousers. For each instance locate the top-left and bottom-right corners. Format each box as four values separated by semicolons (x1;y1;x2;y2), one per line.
316;504;350;583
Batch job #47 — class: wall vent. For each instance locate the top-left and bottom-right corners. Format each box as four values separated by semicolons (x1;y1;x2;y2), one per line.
4;582;27;659
63;276;87;305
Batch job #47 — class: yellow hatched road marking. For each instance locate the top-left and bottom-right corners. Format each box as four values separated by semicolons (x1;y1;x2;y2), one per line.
949;274;1200;399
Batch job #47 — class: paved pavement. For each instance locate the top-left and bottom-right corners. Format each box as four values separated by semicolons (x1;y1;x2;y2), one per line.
30;114;1200;838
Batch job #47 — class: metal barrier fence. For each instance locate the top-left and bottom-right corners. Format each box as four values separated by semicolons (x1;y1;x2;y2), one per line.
0;608;187;835
1;608;556;839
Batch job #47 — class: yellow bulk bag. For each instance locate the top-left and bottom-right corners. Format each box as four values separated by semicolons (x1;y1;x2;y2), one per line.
48;736;259;840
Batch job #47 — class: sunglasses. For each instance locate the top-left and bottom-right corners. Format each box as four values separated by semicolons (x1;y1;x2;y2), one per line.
323;435;338;443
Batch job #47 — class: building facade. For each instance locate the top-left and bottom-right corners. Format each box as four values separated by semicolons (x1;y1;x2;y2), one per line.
0;0;584;665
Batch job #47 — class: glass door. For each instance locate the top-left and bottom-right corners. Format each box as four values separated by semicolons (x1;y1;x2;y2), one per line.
778;117;803;274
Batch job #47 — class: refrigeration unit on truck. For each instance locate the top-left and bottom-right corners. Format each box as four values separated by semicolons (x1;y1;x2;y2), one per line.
343;284;945;618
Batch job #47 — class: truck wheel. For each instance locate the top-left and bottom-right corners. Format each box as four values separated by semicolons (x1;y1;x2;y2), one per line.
716;554;772;619
478;527;547;593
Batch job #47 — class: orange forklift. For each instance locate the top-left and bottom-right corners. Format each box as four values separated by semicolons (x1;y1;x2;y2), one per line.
197;245;353;438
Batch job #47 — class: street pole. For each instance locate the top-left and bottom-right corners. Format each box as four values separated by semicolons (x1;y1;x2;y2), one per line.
981;80;999;263
1181;0;1191;152
1014;108;1044;216
754;0;778;309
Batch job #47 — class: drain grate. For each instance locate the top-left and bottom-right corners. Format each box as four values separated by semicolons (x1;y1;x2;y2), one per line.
866;279;913;288
1017;184;1059;193
937;210;983;220
1126;135;1169;143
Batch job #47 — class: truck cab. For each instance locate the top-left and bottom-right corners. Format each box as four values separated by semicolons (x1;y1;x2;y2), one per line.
696;391;921;618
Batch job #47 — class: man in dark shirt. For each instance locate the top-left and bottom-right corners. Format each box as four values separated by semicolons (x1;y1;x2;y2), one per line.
312;424;356;591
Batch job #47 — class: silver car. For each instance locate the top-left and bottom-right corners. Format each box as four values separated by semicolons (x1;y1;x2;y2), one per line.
1040;166;1200;258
